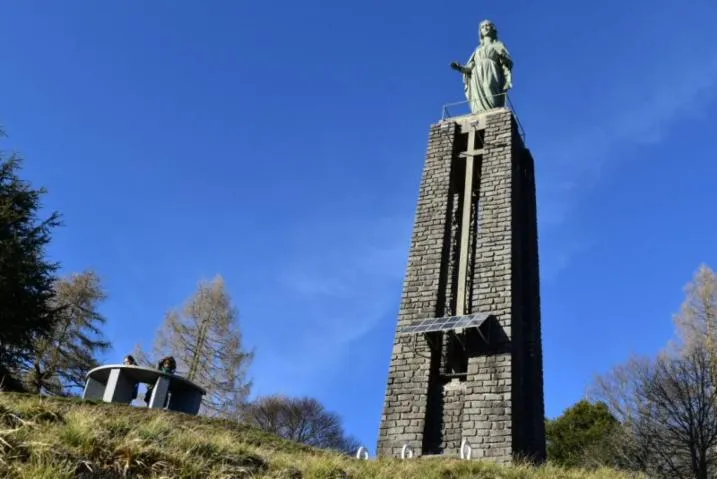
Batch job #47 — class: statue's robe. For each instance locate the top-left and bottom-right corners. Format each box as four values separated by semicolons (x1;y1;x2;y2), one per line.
462;40;512;113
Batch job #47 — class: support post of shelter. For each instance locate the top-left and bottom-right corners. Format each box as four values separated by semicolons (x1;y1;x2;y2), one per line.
103;369;135;404
169;389;203;415
148;376;170;409
82;377;104;401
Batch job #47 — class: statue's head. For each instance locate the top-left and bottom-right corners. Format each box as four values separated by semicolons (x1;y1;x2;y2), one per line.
479;20;498;41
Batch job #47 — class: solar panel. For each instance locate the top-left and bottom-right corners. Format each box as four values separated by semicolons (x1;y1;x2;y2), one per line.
397;313;489;335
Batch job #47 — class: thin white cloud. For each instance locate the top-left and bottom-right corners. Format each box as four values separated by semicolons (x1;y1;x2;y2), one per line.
534;48;717;280
250;214;412;395
550;53;717;183
281;270;351;298
540;238;596;284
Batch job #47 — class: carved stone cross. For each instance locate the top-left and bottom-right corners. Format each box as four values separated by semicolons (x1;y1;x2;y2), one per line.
455;126;483;317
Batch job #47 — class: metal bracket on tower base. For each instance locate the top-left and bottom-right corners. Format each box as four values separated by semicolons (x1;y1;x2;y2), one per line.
424;332;440;352
355;446;369;460
460;438;473;460
475;319;491;345
450;329;466;351
401;444;414;460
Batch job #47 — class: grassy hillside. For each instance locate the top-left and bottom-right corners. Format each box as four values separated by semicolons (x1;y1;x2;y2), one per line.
0;393;641;478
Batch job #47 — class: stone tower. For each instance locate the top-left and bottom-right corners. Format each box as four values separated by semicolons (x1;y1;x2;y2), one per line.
376;107;546;463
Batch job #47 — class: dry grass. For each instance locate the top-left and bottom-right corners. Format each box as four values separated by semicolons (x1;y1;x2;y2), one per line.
0;393;642;478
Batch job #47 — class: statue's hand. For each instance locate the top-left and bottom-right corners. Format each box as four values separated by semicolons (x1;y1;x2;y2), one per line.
503;79;513;91
450;61;464;72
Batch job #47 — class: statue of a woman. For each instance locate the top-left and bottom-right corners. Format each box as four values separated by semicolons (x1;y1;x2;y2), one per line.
451;20;513;113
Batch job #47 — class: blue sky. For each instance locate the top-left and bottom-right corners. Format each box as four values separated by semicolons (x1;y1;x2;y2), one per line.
2;0;717;453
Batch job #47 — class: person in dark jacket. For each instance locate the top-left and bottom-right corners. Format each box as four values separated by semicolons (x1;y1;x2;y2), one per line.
158;356;177;374
143;356;177;406
123;355;139;400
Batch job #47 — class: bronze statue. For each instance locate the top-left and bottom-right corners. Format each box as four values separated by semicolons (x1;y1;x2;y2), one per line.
451;20;513;113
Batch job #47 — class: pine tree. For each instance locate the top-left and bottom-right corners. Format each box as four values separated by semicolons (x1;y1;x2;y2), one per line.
0;152;61;390
144;276;253;416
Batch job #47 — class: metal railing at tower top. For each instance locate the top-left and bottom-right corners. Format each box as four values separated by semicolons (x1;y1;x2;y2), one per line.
441;93;526;144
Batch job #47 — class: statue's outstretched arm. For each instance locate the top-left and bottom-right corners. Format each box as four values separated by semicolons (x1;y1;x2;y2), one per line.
464;57;475;74
450;61;472;75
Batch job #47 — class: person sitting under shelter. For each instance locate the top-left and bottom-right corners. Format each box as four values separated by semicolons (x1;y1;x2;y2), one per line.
143;356;177;406
158;356;177;374
123;355;139;400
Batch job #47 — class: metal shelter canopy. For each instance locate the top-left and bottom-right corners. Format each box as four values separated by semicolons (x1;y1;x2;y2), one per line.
397;312;490;335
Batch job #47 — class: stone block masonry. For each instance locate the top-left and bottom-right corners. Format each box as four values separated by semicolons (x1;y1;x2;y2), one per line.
377;108;545;464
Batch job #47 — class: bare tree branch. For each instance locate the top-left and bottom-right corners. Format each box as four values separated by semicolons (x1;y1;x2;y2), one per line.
140;275;253;417
18;270;110;396
590;265;717;478
241;395;360;454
